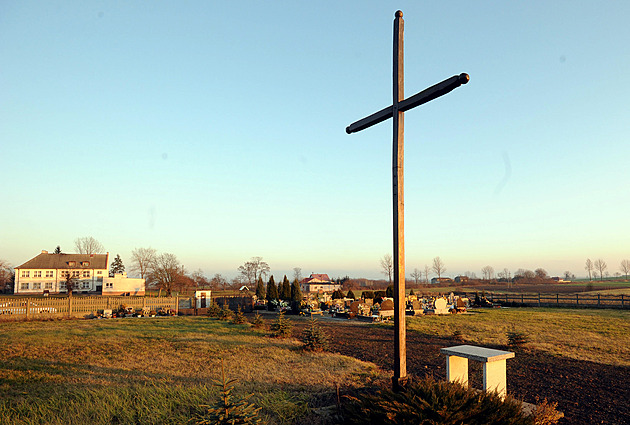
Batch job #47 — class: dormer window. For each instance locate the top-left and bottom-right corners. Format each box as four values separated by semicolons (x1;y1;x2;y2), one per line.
82;261;90;267
68;261;76;267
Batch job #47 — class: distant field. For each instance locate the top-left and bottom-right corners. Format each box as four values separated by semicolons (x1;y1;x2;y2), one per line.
0;317;379;425
406;308;630;367
354;281;630;298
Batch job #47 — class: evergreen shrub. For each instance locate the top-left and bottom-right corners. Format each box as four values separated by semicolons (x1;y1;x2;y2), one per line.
193;360;261;425
270;312;292;338
232;306;247;325
301;318;330;352
217;304;233;321
252;312;265;329
342;377;535;425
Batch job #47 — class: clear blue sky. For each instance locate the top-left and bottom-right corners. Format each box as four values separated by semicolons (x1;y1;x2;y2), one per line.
2;1;629;280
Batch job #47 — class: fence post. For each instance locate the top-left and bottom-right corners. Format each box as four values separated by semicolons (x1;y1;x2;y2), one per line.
142;297;146;310
521;294;524;305
557;293;559;306
25;299;31;319
576;294;579;306
621;294;624;308
68;296;73;318
175;295;179;315
538;293;541;307
598;293;600;307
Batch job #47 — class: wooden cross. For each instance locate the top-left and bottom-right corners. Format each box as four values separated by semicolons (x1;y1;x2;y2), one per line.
346;10;469;390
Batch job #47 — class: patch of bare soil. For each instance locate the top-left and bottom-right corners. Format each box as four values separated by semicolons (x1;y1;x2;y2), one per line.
286;316;629;425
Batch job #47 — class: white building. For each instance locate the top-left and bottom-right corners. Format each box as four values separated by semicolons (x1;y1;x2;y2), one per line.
15;250;109;294
102;273;145;296
299;273;341;294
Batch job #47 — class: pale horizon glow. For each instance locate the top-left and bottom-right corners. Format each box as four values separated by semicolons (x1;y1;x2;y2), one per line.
1;2;629;281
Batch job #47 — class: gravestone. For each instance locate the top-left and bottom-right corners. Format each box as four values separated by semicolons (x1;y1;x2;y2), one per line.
456;297;467;312
381;299;395;311
434;298;449;315
349;301;362;314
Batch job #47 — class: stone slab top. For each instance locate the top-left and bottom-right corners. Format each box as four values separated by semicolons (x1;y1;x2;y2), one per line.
440;345;515;362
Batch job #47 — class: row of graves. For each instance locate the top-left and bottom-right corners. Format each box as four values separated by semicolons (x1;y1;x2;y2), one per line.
303;292;471;322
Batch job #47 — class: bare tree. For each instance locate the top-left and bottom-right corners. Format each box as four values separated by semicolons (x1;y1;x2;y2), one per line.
534;268;548;280
481;266;494;280
0;260;13;293
423;265;430;283
514;268;535;283
497;268;511;281
64;272;76;296
620;260;630;280
210;273;228;290
130;247;157;279
585;258;594;281
191;269;209;288
293;267;302;282
238;257;270;285
74;236;105;255
149;253;182;297
409;268;421;286
380;254;393;284
593;258;607;281
431;257;446;280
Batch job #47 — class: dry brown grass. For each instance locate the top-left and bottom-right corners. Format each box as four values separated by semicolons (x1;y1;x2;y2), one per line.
406;308;630;367
0;316;382;424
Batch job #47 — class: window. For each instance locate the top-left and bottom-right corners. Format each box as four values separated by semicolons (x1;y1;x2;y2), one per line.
72;271;80;278
97;271;103;275
62;271;69;277
81;281;90;289
45;271;53;278
45;282;53;289
20;282;28;290
68;261;76;267
33;271;42;278
83;271;90;278
21;271;30;278
105;282;113;288
82;261;90;267
33;282;41;290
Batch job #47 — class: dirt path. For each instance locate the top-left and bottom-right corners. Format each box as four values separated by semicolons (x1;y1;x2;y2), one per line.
284;315;629;425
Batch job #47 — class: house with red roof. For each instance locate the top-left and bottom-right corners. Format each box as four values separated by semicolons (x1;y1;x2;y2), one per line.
299;273;341;294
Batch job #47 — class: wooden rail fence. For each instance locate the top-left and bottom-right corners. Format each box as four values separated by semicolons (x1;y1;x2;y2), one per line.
486;292;628;309
0;296;179;319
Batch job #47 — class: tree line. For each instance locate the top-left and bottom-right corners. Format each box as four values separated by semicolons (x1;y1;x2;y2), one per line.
382;254;630;286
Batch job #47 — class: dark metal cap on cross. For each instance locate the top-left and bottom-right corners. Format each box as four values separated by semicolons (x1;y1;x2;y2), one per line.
345;10;469;391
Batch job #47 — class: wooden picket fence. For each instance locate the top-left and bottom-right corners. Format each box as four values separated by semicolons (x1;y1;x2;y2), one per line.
486;292;628;309
0;296;179;319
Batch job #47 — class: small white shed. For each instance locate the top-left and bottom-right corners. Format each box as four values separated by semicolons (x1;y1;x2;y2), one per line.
195;290;212;308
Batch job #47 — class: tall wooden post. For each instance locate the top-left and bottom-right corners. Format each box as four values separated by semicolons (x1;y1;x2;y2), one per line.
392;10;407;390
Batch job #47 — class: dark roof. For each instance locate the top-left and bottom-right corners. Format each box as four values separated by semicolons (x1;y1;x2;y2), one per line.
16;252;109;269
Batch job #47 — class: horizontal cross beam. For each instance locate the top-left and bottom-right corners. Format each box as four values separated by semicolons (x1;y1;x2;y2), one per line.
345;73;469;134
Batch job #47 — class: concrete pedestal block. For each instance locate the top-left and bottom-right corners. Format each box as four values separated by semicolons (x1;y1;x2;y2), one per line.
446;355;469;387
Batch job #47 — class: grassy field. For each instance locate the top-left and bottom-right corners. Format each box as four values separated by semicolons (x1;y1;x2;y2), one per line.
2;309;628;424
0;317;380;425
405;308;630;367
